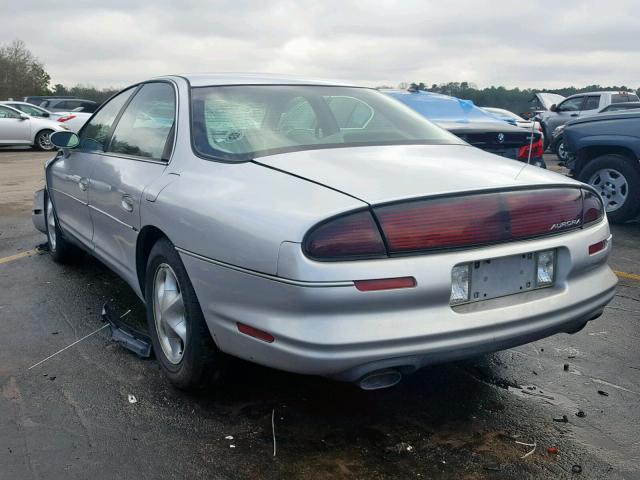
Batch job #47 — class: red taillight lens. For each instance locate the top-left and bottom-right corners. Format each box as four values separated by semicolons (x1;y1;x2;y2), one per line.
354;277;416;291
518;138;545;160
304;210;386;260
375;195;507;252
582;190;604;225
507;188;582;238
57;115;76;123
375;188;590;254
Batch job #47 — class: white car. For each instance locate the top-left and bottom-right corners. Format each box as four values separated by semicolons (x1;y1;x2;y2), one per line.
0;101;91;133
0;103;68;150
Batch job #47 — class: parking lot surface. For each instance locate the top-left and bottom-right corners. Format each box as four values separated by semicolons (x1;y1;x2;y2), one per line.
1;150;639;479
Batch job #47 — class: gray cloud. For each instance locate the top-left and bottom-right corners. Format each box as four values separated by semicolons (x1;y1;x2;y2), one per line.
1;0;638;89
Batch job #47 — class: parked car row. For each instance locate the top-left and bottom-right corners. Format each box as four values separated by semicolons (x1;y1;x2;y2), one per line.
1;101;91;133
0;103;69;150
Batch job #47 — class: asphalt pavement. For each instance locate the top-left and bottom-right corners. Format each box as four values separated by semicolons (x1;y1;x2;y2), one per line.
1;150;639;480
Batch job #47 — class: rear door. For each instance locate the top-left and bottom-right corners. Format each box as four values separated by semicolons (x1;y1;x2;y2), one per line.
579;95;602;120
47;88;135;246
88;81;176;287
0;106;30;144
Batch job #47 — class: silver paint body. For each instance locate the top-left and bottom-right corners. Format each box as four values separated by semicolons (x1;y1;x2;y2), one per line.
0;103;66;147
35;74;617;381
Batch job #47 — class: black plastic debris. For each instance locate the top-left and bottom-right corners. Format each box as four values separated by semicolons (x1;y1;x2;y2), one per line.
102;303;152;358
576;410;586;418
563;363;570;371
597;390;609;397
572;464;582;474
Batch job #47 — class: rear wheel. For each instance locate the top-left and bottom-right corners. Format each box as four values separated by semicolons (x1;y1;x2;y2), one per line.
554;138;574;162
34;129;55;151
578;154;640;223
145;237;225;390
45;193;76;263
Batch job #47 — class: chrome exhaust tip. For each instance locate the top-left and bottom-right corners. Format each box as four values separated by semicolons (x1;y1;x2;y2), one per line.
358;368;402;390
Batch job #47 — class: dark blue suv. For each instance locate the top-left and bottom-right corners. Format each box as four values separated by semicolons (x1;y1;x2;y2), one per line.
564;111;640;223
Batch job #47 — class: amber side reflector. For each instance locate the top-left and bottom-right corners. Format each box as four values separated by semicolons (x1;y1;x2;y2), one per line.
237;323;275;343
354;276;417;292
588;240;607;255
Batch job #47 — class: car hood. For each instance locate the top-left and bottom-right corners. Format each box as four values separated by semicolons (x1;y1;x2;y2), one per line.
254;144;577;204
533;93;565;110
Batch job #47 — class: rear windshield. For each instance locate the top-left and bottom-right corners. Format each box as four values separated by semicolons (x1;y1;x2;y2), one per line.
190;85;462;161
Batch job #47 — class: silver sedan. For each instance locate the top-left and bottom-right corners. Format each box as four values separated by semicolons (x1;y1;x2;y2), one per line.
34;74;617;390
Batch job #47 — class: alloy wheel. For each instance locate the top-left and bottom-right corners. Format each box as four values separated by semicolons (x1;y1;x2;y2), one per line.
46;197;57;251
153;263;188;364
38;131;53;150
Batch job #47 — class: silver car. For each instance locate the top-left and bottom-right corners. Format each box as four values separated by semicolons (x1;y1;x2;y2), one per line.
0;103;68;150
34;74;617;390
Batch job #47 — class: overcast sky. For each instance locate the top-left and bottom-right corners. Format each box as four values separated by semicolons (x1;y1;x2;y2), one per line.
1;0;639;90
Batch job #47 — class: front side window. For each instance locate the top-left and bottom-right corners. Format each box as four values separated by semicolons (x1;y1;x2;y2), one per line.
191;85;461;161
80;88;135;152
0;106;20;119
557;97;584;112
108;82;176;160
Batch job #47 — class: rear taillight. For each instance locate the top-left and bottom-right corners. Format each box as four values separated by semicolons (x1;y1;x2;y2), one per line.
304;210;386;260
57;115;76;123
375;188;597;254
518;138;545;160
305;188;605;261
582;190;604;225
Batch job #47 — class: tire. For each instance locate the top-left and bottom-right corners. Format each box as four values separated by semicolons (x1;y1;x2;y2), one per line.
34;129;55;151
45;192;76;263
145;237;225;390
554;137;574;163
578;154;640;224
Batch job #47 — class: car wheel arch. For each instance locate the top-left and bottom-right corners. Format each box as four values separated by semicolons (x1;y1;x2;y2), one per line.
575;145;638;176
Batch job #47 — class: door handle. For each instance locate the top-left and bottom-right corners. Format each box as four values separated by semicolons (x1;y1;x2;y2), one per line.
78;177;89;191
121;194;134;213
570;114;578;117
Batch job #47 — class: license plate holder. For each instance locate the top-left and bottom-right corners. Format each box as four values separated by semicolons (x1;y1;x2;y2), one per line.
470;252;538;301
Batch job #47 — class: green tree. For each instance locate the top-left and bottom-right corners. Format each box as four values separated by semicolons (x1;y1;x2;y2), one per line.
0;40;50;100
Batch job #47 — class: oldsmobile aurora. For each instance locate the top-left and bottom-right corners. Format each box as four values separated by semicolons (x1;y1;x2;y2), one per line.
34;74;617;390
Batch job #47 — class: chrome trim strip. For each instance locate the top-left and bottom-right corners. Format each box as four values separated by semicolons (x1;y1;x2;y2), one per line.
88;204;136;231
175;247;354;288
51;188;87;206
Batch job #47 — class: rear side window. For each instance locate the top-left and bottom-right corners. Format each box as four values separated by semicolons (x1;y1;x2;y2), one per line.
108;83;176;160
612;93;640;103
79;88;135;151
583;96;600;111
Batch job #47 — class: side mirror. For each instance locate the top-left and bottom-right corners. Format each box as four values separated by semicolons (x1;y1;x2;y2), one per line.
549;104;557;112
19;113;29;120
50;131;80;149
42;112;50;118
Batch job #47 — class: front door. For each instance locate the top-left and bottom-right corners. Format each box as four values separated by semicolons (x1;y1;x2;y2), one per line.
0;106;30;144
88;82;176;288
47;87;135;247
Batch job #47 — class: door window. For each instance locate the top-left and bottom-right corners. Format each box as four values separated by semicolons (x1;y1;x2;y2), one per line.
582;96;600;111
0;106;21;118
79;88;135;152
556;97;584;112
108;83;176;160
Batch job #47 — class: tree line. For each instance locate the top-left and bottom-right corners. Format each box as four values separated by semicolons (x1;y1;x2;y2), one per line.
2;39;639;112
403;82;640;116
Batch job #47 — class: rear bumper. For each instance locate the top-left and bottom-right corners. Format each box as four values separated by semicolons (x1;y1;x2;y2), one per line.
179;220;616;381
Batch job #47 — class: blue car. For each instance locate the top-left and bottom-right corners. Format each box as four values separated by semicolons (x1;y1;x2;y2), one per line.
385;90;545;167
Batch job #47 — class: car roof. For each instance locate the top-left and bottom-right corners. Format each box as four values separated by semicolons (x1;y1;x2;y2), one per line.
565;91;635;98
158;73;361;88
